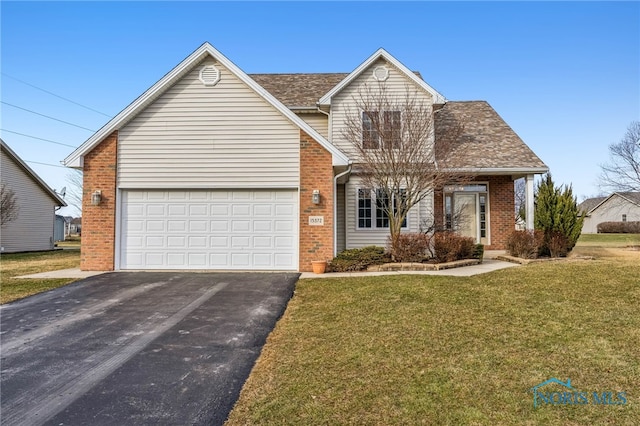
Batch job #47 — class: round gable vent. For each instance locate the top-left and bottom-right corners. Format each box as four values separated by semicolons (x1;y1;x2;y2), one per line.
199;65;221;86
372;65;389;82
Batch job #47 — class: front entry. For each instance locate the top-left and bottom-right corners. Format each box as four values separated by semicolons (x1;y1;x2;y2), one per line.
444;184;489;245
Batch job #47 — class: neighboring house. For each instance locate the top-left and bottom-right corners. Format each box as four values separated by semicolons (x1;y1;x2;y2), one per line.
70;217;82;235
54;215;66;242
64;42;547;272
1;139;67;253
579;192;640;233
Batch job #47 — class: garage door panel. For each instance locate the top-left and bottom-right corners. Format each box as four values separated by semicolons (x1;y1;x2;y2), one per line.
121;190;297;270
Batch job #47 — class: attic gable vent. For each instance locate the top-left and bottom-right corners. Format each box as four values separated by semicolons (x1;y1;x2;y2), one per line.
199;65;221;86
372;65;389;82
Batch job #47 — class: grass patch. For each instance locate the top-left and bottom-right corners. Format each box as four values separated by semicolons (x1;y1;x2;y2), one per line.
56;235;81;248
226;250;640;424
575;233;640;247
1;250;80;304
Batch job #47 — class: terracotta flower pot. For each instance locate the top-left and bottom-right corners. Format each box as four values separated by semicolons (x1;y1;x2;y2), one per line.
311;260;327;274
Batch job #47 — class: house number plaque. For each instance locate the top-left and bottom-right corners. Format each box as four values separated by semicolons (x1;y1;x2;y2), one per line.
309;216;324;226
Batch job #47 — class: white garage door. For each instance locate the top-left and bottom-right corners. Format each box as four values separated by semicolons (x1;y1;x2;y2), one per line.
120;190;297;270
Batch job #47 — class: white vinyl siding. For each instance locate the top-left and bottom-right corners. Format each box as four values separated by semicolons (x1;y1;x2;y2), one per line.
299;113;329;139
330;58;434;158
0;152;57;253
120;189;297;270
581;195;640;233
118;58;300;188
345;176;425;249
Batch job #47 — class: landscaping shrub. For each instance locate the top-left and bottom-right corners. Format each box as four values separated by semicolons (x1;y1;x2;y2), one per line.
388;233;430;263
328;246;391;272
473;244;485;262
433;232;475;263
506;230;544;259
597;221;640;234
534;173;584;256
547;231;570;257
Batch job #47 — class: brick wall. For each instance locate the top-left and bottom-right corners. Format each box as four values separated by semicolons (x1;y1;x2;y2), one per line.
433;176;514;250
81;132;117;270
299;131;334;272
485;176;514;249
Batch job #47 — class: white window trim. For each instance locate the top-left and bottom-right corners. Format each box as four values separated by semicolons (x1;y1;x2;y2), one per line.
356;188;409;231
443;182;491;245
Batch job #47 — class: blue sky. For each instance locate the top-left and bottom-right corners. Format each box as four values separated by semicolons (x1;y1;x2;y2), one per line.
2;1;639;216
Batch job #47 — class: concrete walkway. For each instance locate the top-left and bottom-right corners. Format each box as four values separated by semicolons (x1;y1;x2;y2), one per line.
16;269;108;279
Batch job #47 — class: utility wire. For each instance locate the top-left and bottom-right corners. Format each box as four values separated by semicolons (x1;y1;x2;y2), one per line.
25;160;67;169
2;72;111;117
1;101;96;132
0;129;77;148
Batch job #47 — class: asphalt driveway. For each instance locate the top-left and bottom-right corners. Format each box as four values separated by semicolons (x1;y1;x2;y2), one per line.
0;272;299;426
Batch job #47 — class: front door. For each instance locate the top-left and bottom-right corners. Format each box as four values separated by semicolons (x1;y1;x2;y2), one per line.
454;193;478;241
446;185;489;245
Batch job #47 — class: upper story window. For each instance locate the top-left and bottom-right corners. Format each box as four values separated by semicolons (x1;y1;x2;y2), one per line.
362;111;401;150
622;214;627;222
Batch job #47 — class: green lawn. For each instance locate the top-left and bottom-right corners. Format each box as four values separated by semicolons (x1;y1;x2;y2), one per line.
0;250;80;304
226;240;640;425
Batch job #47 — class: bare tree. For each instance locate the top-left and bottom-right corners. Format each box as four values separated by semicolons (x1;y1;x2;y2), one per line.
1;184;19;226
65;169;83;216
342;82;470;259
599;121;640;192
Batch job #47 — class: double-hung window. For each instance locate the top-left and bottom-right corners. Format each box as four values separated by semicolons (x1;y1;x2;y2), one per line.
358;188;407;229
362;111;401;149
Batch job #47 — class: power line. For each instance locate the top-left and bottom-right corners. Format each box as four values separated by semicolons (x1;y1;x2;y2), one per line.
2;72;111;117
0;129;77;148
1;101;96;132
25;160;67;169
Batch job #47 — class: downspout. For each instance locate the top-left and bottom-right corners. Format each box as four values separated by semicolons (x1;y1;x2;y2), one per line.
333;164;352;256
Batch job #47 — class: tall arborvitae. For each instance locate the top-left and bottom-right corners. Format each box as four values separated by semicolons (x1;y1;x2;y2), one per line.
534;173;584;256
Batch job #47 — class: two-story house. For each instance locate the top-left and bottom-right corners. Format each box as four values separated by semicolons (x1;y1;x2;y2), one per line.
64;42;547;272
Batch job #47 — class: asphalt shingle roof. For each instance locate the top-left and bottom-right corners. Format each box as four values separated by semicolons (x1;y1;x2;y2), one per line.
249;74;547;170
578;196;607;214
434;101;547;170
619;192;640;206
249;73;348;108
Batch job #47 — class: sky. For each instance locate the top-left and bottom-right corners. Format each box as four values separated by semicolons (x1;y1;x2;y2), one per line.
1;1;639;217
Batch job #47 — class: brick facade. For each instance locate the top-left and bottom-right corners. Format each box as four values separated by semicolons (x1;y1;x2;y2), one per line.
81;132;117;270
485;175;515;250
433;175;515;250
299;131;334;272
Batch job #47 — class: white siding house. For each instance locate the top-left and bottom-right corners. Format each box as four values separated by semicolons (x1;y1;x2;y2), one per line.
1;140;66;253
580;192;640;233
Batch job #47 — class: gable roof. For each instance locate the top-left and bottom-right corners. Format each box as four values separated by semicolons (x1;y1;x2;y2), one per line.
250;71;424;108
582;192;640;215
434;101;548;174
1;139;67;206
578;196;607;214
64;42;350;168
317;48;446;106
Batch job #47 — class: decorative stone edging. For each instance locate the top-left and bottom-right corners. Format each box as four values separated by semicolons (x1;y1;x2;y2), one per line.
496;255;595;265
367;259;481;272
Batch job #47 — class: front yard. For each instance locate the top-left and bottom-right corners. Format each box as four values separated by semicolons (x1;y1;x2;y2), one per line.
0;250;80;304
226;237;640;424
